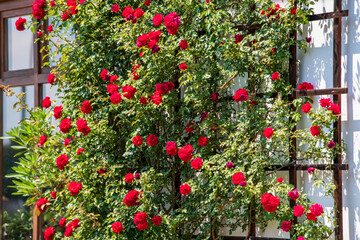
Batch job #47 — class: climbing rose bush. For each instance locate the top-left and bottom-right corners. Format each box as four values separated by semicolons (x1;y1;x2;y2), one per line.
6;0;343;239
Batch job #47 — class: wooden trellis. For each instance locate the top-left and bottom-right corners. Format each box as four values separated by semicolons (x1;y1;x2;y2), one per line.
225;0;349;239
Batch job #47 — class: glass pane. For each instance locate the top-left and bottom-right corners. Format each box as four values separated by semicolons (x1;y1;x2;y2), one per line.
2;86;34;239
6;15;34;71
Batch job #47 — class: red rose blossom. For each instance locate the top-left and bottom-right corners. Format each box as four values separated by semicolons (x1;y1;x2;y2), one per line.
124;190;141;206
179;39;188;50
36;198;49;213
59;217;67;227
147;134;159;146
298;82;314;90
271;72;280;80
68;181;82;196
59;118;71;133
186;122;195;133
140;97;147;104
144;0;151;5
191;157;203;170
81;100;92;114
122;6;134;19
234;34;244;44
54;105;63;119
134;8;144;18
288;188;299;200
107;84;119;95
111;4;120;13
152;215;162;225
76;148;85;155
44;227;55;240
133;135;143;146
136;33;149;47
277;177;283;183
301;102;312;113
56;154;69;170
110;92;122;104
153;14;164;27
42;96;51;108
306;203;324;221
151;91;163;105
293;205;305;217
76;118;91;135
319;98;332;107
212;93;219;101
47;74;55;84
38;135;47;147
328;103;341;114
281;220;291;232
51;190;56;199
122;85;137;99
261;193;280;212
232;172;246;185
291;8;297;15
64;224;73;237
164;12;181;35
112;221;123;233
47;25;53;33
310;125;320;136
198;136;208;147
134;212;148;230
15;17;26;31
263;127;274;139
180;184;191;195
178;145;193;162
179;63;187;70
166;141;178;156
125;173;134;183
233;88;248;102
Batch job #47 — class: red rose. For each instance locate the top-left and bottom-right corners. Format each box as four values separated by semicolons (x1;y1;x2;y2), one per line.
147;39;157;49
110;92;122;104
178;145;193;162
261;193;280;212
164;12;181;35
234;34;244;44
38;135;47;147
76;148;85;155
110;75;118;83
271;72;280;80
293;205;305;217
51;190;56;198
232;172;245;185
134;212;148;230
291;8;297;15
140;97;147;104
191;157;203;170
198;136;208;147
310;125;320;136
72;219;80;229
107;84;119;95
36;198;49;213
64;224;73;237
179;39;188;50
301;102;312;113
152;215;162;225
179;63;187;70
111;4;120;13
137;33;149;47
44;227;55;240
100;69;110;80
125;173;134;183
211;93;219;101
68;181;82;196
307;167;315;173
122;6;134;20
277;177;283;183
153;14;163;27
328;103;341;114
306;203;323;221
60;118;71;133
50;1;55;7
47;74;55;84
166;141;178;156
151;91;163;105
37;31;43;38
319;98;331;107
76;118;91;135
288;188;299;200
144;0;151;6
134;8;144;18
42;97;51;108
15;17;26;31
97;168;107;174
147;134;159;146
59;217;67;227
81;100;92;114
112;222;123;233
65;138;72;146
33;6;45;20
133;135;143;146
186;122;195;133
180;184;191;195
122;85;137;99
298;82;314;90
47;25;53;33
124;190;141;207
233;88;248;102
56;154;69;170
54;105;63;119
281;220;291;232
263;127;274;139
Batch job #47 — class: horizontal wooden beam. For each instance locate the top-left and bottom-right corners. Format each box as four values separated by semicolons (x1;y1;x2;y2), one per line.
294;87;348;97
266;163;349;171
307;10;348;21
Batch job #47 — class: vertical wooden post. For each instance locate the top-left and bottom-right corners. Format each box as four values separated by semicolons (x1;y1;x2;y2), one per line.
32;207;41;240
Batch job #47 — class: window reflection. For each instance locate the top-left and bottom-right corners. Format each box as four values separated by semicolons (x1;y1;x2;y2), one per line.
6;15;34;71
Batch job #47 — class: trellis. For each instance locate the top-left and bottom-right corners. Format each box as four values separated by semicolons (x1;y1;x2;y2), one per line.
222;0;349;239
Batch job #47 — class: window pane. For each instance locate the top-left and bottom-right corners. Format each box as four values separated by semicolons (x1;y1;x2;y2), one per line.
2;86;34;239
6;15;34;71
